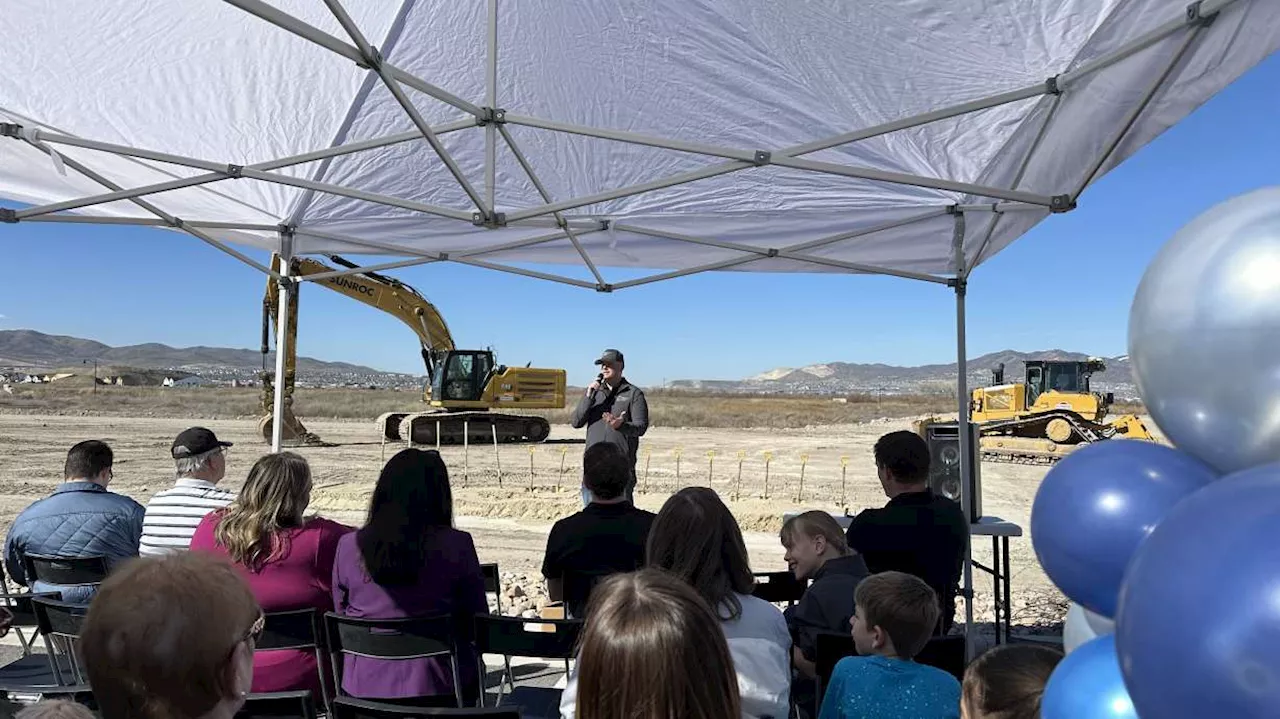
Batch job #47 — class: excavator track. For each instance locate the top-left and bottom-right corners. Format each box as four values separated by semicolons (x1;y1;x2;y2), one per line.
378;410;551;445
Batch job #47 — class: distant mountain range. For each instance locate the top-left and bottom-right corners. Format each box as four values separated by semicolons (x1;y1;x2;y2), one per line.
0;329;383;375
671;350;1137;397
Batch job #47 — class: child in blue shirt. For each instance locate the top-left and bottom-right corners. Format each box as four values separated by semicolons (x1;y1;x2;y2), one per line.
819;571;960;719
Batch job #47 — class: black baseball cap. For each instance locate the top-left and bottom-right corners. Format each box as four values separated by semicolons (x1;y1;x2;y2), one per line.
594;349;624;365
172;427;233;459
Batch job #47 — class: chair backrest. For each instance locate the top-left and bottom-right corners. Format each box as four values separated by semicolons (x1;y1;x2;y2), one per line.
331;697;520;718
751;570;807;605
561;569;607;620
479;563;500;596
30;596;89;640
473;615;582;661
814;631;856;690
0;591;61;630
325;613;458;661
257;608;322;651
22;554;109;587
915;634;968;680
235;690;318;719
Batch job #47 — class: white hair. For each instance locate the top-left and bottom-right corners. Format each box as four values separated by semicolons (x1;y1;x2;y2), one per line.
175;447;221;477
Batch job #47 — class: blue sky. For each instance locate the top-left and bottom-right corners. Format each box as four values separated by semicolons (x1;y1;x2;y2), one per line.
2;54;1278;388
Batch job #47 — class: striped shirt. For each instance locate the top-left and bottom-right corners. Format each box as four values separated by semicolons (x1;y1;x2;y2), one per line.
139;478;236;556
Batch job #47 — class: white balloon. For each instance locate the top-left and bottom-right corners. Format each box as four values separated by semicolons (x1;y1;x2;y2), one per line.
1063;602;1115;654
1129;186;1280;475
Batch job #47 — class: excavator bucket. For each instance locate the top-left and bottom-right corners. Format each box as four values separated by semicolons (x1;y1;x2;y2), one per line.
257;408;327;447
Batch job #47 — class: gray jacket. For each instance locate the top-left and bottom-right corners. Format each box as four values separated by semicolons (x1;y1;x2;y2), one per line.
570;378;649;467
4;481;145;603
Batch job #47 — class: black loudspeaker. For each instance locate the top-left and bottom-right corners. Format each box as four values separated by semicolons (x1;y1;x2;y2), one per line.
921;421;982;521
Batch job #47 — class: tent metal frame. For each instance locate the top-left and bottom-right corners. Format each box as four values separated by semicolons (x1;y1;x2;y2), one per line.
0;0;1241;659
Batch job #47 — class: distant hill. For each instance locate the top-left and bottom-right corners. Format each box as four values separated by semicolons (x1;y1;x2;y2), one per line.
0;329;383;374
671;350;1137;398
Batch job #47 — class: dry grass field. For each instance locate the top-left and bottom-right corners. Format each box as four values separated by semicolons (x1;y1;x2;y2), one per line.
0;384;970;428
0;384;1137;643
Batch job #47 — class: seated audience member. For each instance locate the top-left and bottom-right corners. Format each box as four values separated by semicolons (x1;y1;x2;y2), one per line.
191;451;351;698
542;443;656;618
820;571;960;719
564;487;792;719
576;568;741;719
960;644;1063;719
140;427;236;556
14;700;96;719
4;440;144;603
781;511;870;717
845;431;968;633
79;551;261;719
333;448;487;703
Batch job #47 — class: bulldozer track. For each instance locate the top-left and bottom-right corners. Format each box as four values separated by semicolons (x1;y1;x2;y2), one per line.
980;449;1069;466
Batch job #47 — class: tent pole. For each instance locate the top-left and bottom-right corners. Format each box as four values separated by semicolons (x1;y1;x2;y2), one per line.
951;212;976;662
485;0;498;209
271;230;295;453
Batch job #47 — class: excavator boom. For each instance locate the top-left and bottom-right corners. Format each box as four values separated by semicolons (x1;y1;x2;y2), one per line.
258;253;566;446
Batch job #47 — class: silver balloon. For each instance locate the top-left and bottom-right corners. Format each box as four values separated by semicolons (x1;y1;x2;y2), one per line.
1129;186;1280;475
1063;602;1115;654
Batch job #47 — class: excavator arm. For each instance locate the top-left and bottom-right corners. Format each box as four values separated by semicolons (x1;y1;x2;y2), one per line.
258;252;456;445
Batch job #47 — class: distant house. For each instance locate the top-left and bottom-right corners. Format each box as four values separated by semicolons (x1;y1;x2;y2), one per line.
167;375;213;388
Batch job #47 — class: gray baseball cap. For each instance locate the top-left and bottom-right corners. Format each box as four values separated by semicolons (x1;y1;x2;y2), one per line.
594;349;624;365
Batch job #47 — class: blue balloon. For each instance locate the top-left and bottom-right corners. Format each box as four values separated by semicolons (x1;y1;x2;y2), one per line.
1030;439;1215;617
1117;462;1280;719
1042;634;1137;719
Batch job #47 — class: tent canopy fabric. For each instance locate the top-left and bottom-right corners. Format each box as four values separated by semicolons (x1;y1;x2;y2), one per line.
2;0;1278;289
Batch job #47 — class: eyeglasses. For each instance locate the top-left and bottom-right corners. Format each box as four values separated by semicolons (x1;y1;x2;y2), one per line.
224;612;264;668
243;613;264;645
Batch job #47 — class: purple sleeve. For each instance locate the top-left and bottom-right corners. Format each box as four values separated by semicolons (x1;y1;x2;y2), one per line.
313;519;353;598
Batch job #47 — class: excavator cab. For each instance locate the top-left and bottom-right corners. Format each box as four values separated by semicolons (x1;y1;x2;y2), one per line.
431;350;496;403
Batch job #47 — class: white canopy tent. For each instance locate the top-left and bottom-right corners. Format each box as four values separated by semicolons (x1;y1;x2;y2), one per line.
3;0;1278;654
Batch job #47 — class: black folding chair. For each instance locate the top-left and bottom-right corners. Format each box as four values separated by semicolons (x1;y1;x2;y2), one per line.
331;697;520;718
752;570;807;606
916;634;968;680
472;615;581;713
479;564;514;692
813;631;855;716
236;690;319;719
0;592;74;686
21;554;109;588
325;613;467;708
30;597;90;686
257;609;330;709
0;682;96;712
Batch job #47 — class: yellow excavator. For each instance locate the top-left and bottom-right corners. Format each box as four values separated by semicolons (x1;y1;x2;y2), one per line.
915;358;1156;465
258;253;566;447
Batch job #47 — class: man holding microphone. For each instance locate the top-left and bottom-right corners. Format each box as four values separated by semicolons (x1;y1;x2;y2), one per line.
571;349;650;503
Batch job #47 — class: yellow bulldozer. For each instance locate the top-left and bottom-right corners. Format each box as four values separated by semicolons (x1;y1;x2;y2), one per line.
259;253;566;447
917;357;1156;465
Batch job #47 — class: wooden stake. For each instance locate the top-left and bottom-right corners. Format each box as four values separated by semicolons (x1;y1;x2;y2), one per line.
796;453;809;503
734;450;745;501
840;455;850;510
762;451;773;500
491;423;502;488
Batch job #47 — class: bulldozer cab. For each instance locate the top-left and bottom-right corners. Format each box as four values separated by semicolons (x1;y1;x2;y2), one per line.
1025;360;1092;405
432;350;496;402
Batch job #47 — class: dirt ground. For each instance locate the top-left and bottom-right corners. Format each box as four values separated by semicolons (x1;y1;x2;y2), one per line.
0;413;1065;636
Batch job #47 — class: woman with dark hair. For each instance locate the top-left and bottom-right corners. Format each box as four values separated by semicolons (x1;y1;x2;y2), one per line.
191;451;351;698
561;487;792;719
331;448;487;702
576;568;741;719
